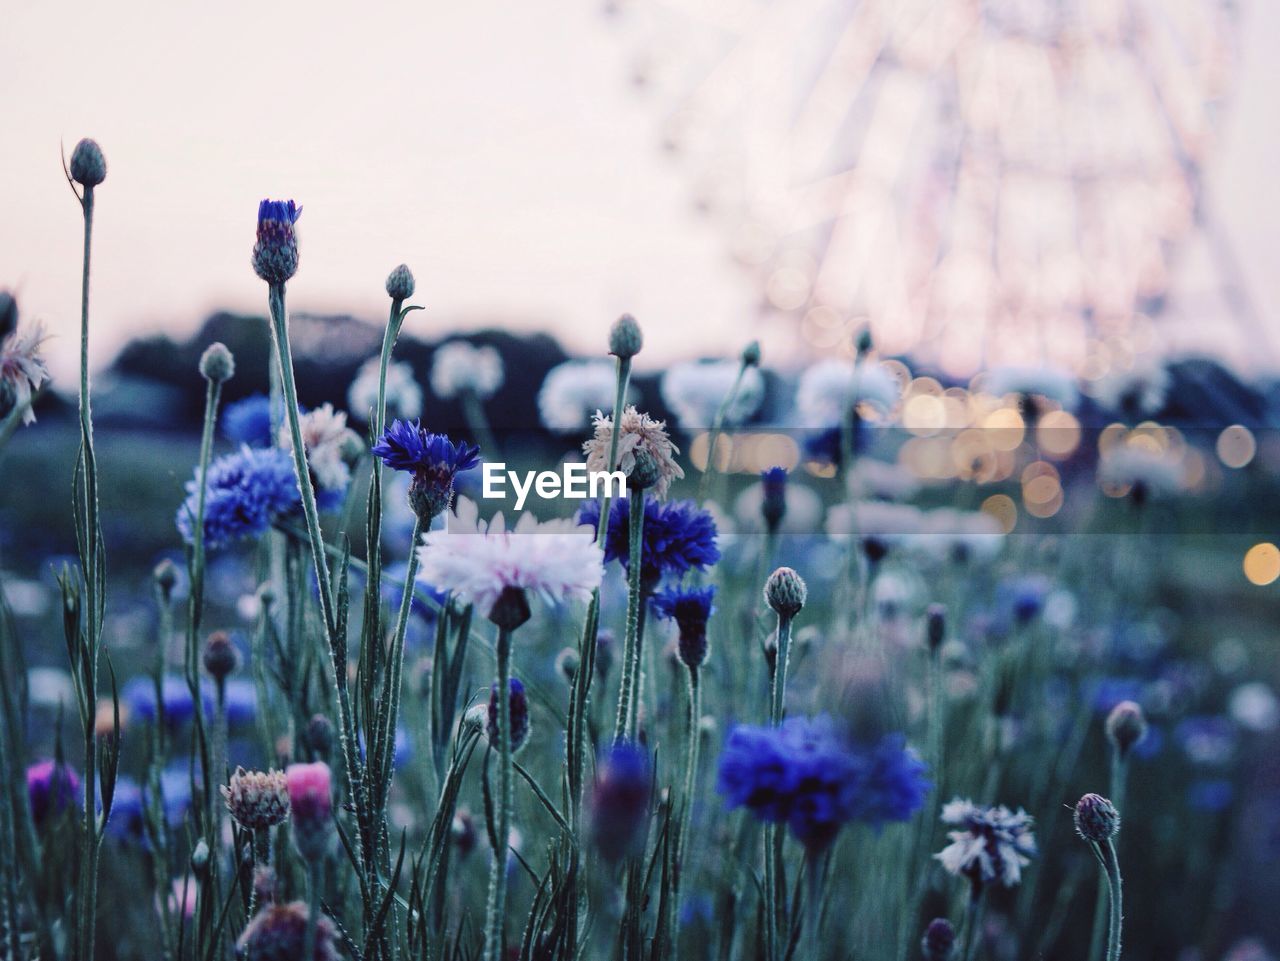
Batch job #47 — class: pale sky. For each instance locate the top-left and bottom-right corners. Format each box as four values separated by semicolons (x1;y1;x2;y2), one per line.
4;0;1279;386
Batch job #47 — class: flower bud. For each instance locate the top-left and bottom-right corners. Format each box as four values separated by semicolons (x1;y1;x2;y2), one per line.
1074;793;1120;843
487;677;531;752
305;714;334;759
153;558;180;598
285;762;333;863
555;647;580;683
69;138;107;187
385;263;416;301
764;567;807;619
627;449;661;492
741;340;761;368
921;918;956;961
609;313;644;359
760;467;787;533
926;604;947;653
1105;700;1148;760
201;630;239;682
855;326;874;357
252;199;302;286
451;806;477;857
221;768;289;832
198;342;235;384
238;901;338;960
190;838;211;879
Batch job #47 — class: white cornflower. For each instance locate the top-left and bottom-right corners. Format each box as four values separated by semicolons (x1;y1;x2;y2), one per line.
281;403;361;494
660;359;764;430
825;500;925;542
910;509;1004;564
1098;445;1186;498
795;359;900;426
0;323;50;425
347;357;423;423
1229;682;1279;733
430;341;504;400
582;406;684;498
983;366;1078;409
847;458;921;502
1091;360;1170;420
538;360;623;433
936;798;1037;887
417;497;603;616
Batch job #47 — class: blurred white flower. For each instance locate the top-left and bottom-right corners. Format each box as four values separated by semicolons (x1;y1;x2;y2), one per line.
281;403;361;494
847;458;921;501
909;508;1003;564
27;666;74;710
1229;682;1279;732
430;341;504;400
825;500;925;543
984;366;1078;409
660;359;764;429
1091;360;1170;419
795;359;899;426
347;357;423;423
1098;445;1186;498
417;497;603;615
538;359;623;433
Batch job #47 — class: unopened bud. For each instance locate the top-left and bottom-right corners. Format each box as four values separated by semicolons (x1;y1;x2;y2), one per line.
385;263;416;301
198;342;235;384
741;340;761;368
69;138;107;188
1105;700;1148;760
608;313;644;359
1074;793;1120;843
926;604;946;653
764;567;807;619
201;631;239;682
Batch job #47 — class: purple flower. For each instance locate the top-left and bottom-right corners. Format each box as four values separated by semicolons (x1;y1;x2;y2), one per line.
589;742;652;862
578;497;720;588
488;677;531;752
717;716;929;852
176;446;300;549
372;420;480;523
651;585;716;668
26;760;80;827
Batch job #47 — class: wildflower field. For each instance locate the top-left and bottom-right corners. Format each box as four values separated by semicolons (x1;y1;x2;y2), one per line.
2;139;1280;961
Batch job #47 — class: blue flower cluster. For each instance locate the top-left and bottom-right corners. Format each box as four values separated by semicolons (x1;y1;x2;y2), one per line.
577;497;720;587
220;394;274;447
176;446;299;549
717;715;930;851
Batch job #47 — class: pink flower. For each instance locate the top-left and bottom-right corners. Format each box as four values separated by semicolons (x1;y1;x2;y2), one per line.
285;762;332;824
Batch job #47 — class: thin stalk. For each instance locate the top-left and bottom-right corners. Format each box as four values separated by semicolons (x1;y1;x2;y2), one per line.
673;664;702;956
483;626;515;961
961;885;985;961
302;861;321;961
697;360;749;505
461;389;499;458
769;612;794;726
614;490;647;743
265;283;369;883
1096;840;1123;961
1089;758;1128;961
805;850;822;961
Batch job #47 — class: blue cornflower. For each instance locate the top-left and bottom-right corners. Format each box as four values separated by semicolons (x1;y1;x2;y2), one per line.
999;575;1051;625
760;466;788;531
123;675;213;726
252;199;302;285
176;445;300;550
104;776;145;842
651;585;716;668
717;715;929;852
371;419;480;523
220;393;274;447
26;759;80;828
589;741;652;862
578;497;720;588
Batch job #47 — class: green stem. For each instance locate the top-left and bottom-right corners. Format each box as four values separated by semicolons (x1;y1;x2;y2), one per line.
697;360;748;505
1099;840;1124;961
265;283;371;887
461;389;499;458
1090;759;1128;961
674;665;701;952
302;861;321;961
805;850;822;961
483;626;515;961
961;885;985;961
770;613;794;726
614;490;647;743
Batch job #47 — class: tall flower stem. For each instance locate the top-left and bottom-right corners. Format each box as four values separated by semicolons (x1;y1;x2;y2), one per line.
565;354;631;956
1098;839;1124;961
961;884;985;961
461;388;499;458
614;490;647;743
1089;759;1129;961
302;861;321;961
266;283;370;881
805;849;823;961
762;607;795;961
70;177;107;961
697;359;749;505
769;612;794;726
483;625;515;961
672;663;702;957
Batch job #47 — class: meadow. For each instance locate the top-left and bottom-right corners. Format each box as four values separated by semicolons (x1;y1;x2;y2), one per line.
0;138;1277;961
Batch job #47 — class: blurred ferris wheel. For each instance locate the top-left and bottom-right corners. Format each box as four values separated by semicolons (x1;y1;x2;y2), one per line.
606;0;1243;378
